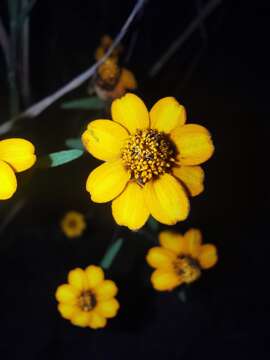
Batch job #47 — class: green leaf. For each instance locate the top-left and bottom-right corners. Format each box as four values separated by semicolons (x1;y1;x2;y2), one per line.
65;137;84;150
147;216;160;232
38;149;84;168
61;97;105;110
100;238;124;270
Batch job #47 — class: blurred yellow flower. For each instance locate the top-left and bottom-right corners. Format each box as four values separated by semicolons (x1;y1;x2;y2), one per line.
94;35;122;61
61;211;86;238
146;228;218;291
0;138;36;200
82;93;214;231
55;265;120;329
94;58;137;101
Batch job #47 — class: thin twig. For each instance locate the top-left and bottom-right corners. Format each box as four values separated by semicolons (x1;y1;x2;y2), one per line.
0;198;26;235
0;0;146;135
0;17;11;66
21;0;31;106
148;0;222;77
20;0;37;26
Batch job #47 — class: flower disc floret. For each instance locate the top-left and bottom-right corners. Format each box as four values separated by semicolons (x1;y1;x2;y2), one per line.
121;129;176;185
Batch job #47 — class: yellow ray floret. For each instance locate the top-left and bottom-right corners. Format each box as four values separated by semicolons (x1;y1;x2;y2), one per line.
82;93;214;230
146;228;218;291
0;138;36;200
55;265;119;329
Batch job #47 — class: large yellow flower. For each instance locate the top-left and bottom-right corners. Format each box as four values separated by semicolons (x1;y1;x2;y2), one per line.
61;211;86;238
146;229;218;291
0;138;36;200
55;265;120;329
82;93;214;230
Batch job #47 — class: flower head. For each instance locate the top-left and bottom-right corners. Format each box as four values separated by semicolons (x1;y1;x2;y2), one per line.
0;138;36;200
82;93;214;230
61;211;86;238
94;35;122;62
94;59;137;101
146;228;218;291
55;265;120;329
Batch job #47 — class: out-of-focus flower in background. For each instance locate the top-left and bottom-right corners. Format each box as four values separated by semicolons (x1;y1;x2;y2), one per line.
55;265;120;329
89;35;137;101
94;35;122;62
60;211;86;238
146;228;218;291
0;138;36;200
82;93;214;230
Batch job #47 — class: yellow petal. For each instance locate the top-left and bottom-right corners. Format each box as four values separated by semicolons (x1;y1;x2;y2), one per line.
68;268;87;291
150;97;186;133
0;160;17;200
146;247;175;269
57;303;78;320
96;298;120;318
159;230;186;255
198;244;218;269
112;181;150;230
184;228;202;258
82;119;128;161
173;165;204;197
95;280;118;301
111;93;149;134
55;284;79;304
85;265;104;289
120;68;137;89
144;174;189;225
86;159;130;203
170;124;214;165
88;311;107;329
151;269;182;291
70;310;91;328
0;138;36;172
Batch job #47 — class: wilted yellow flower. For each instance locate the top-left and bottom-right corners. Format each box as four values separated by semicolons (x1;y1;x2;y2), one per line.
82;93;214;231
0;138;36;200
55;265;120;329
146;229;218;291
94;58;137;101
61;211;86;238
94;35;122;61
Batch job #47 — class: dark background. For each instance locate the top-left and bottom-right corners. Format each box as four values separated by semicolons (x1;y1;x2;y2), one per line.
0;0;267;359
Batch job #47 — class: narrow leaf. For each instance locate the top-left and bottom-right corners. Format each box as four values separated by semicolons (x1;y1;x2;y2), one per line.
100;238;124;270
61;97;105;110
38;149;83;168
65;137;84;150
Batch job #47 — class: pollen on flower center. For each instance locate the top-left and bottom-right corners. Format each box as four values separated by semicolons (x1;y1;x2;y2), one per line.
121;129;177;185
174;256;201;283
78;290;97;312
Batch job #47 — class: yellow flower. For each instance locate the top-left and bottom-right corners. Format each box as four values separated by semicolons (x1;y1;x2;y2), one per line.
146;228;218;291
94;35;122;61
61;211;86;238
82;93;214;231
55;265;120;329
94;59;137;101
0;138;36;200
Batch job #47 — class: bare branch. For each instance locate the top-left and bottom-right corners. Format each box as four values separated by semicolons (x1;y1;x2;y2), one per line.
0;17;11;66
149;0;222;77
0;0;146;135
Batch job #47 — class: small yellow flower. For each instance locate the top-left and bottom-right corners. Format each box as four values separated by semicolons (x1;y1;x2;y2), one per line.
61;211;86;238
94;58;137;101
55;265;120;329
0;138;36;200
94;35;122;61
146;229;218;291
82;93;214;231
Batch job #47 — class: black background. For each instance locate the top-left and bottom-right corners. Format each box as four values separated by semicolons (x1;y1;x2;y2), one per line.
0;0;267;359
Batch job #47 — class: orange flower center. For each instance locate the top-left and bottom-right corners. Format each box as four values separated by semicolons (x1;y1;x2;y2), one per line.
121;129;177;185
78;290;97;312
173;256;201;283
